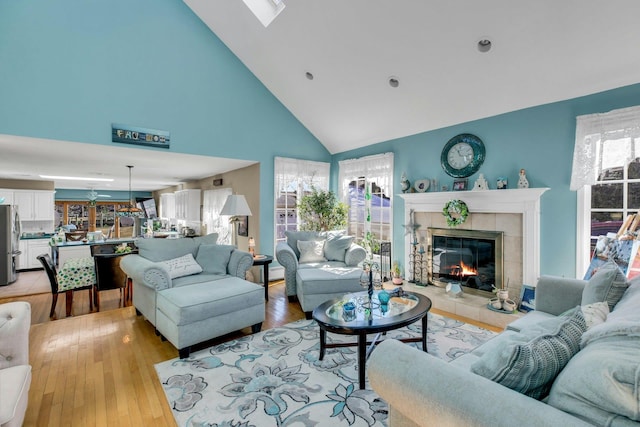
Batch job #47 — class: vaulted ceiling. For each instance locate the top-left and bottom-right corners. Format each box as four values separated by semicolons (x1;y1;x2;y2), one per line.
185;0;640;154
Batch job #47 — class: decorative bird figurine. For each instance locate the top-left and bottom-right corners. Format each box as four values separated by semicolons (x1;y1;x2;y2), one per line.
401;172;411;193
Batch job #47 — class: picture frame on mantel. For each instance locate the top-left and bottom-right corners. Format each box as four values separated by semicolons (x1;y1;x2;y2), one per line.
453;179;468;191
237;216;248;237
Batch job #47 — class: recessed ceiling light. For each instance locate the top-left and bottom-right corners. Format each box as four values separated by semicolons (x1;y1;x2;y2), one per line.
477;38;492;53
389;77;399;88
305;71;314;80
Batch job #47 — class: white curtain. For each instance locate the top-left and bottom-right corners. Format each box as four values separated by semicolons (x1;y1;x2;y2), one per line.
338;153;394;201
571;105;640;190
202;188;232;244
273;157;330;246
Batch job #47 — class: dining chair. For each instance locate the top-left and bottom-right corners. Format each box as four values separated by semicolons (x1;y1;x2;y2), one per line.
90;243;137;310
37;253;94;318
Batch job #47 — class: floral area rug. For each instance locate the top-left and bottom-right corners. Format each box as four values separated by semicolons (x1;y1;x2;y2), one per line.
155;313;496;427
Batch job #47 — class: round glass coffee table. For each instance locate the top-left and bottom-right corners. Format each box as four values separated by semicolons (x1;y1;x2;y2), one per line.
312;290;432;389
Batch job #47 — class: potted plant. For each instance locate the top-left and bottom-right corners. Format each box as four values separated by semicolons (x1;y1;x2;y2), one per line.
391;261;403;285
298;188;348;231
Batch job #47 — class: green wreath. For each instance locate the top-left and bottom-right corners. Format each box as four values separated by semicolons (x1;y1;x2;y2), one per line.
443;199;469;227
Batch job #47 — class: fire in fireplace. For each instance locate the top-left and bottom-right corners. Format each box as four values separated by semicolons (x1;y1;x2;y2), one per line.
427;227;504;297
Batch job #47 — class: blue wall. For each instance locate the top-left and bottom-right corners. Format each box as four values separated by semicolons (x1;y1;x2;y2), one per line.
332;83;640;277
2;1;640;275
0;0;330;252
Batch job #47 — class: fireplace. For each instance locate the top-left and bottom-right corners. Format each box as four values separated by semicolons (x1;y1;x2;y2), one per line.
427;227;504;297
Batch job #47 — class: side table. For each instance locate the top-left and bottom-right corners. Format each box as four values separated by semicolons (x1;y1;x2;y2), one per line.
252;255;273;301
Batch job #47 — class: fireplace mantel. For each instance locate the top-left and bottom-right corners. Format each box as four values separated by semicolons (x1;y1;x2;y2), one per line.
399;188;549;287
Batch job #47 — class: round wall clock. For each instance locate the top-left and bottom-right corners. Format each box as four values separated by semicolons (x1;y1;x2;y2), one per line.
440;133;485;178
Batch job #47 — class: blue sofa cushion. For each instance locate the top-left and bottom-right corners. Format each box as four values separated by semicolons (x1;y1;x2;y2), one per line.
582;261;630;311
471;306;587;399
324;234;354;262
136;238;198;262
196;244;234;275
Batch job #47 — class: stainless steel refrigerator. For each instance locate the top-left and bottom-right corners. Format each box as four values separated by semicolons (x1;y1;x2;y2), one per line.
0;205;21;286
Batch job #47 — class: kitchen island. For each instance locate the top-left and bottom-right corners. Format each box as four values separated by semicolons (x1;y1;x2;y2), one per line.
52;238;136;267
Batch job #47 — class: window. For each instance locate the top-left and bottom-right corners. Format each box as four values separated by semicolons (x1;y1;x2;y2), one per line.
274;157;330;249
338;153;393;253
202;188;233;244
54;201;133;238
572;105;640;276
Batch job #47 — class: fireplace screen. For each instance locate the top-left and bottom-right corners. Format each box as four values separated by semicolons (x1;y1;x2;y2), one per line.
427;228;503;296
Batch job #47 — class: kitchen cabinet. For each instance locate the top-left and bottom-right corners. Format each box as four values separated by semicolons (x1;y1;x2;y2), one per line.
174;189;201;222
14;190;55;221
160;193;176;219
18;238;52;270
0;189;13;205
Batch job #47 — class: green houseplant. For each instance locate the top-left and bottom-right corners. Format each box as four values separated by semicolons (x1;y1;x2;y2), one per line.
298;188;348;231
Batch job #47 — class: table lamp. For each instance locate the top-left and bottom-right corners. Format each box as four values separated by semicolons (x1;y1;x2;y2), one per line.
248;237;255;256
220;194;252;247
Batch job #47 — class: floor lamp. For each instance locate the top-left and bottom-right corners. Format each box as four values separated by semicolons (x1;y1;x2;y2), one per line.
220;194;252;248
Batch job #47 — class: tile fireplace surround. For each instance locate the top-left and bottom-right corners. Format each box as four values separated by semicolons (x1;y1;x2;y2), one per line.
399;188;548;328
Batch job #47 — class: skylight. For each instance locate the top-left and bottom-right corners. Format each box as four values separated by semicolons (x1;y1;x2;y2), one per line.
242;0;285;27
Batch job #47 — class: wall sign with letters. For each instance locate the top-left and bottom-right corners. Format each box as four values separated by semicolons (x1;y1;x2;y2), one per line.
111;123;170;149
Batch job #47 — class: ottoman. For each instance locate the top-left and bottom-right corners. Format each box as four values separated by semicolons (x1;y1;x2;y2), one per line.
155;277;265;358
296;267;364;316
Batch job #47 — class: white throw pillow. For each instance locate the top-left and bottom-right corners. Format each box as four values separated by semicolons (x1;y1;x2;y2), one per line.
162;253;203;279
297;240;327;263
581;301;609;330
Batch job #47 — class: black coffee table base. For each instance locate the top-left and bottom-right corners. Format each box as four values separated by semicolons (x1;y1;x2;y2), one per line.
318;314;428;389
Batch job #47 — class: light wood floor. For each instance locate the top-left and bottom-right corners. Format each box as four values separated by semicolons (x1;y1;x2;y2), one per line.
1;271;501;427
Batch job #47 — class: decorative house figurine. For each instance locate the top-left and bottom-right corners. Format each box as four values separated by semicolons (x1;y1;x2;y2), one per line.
473;173;489;191
518;169;529;188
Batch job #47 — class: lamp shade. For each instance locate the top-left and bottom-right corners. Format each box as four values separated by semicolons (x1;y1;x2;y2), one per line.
220;195;252;216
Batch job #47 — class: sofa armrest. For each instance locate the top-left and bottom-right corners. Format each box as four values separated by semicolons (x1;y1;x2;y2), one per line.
344;243;366;266
228;249;253;279
369;339;593;427
120;254;172;291
0;301;30;369
276;242;299;297
535;275;586;315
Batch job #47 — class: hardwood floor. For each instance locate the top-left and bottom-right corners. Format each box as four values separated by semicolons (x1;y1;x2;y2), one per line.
1;271;500;427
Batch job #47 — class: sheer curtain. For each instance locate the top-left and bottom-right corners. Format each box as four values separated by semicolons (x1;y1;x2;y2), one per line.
338;152;394;248
273;157;330;246
571;105;640;190
202;188;232;244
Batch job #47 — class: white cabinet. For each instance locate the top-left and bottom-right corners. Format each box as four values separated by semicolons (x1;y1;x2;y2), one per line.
17;239;52;270
0;189;13;205
174;189;201;222
14;190;54;221
160;193;176;219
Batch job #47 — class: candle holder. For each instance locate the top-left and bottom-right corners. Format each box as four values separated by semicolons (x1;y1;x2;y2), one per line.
359;260;382;309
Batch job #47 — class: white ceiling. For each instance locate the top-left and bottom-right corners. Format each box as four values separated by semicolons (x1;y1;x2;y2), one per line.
184;0;640;154
0;134;256;192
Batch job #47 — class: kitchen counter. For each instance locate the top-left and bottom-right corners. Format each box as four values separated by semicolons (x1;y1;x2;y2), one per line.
52;238;135;247
20;233;54;240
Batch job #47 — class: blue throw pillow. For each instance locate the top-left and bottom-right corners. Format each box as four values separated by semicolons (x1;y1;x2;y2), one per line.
196;244;234;275
470;306;587;399
581;261;630;311
324;234;354;262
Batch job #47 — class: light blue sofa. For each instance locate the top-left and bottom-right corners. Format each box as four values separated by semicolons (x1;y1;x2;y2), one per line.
120;234;264;358
369;266;640;427
275;230;367;315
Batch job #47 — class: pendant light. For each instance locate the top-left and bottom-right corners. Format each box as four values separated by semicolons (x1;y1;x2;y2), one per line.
116;165;144;217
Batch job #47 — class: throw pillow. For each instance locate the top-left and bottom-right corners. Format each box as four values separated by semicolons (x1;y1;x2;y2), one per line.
548;339;640;424
285;231;323;258
580;301;609;330
470;306;587;399
162;253;203;279
581;261;630;311
195;244;234;275
297;240;327;263
324;234;354;262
